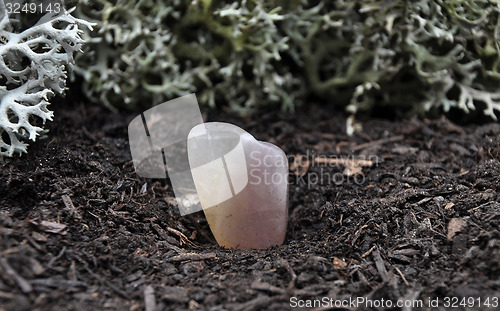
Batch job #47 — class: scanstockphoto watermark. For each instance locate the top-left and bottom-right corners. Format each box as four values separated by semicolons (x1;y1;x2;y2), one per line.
290;296;423;309
248;150;381;189
290;296;499;309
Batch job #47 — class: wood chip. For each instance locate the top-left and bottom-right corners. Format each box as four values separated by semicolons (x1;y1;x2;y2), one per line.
391;146;419;154
29;258;45;276
30;278;87;288
372;248;389;282
31;231;48;242
447;218;467;241
331;257;348;270
444;202;455;210
233;296;275;311
0;258;33;293
151;223;183;252
144;285;156;311
162;286;189;303
0;227;14;235
74;255;128;298
62;194;81;219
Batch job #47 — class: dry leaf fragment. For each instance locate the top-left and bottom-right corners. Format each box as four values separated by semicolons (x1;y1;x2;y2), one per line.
28;219;68;235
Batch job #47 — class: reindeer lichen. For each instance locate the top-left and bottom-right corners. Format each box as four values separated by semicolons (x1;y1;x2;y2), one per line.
283;0;500;119
74;0;500;120
73;0;301;113
0;0;92;157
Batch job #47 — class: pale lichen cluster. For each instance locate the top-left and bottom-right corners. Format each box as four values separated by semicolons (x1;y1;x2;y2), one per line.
0;0;92;157
1;0;499;158
74;0;500;120
74;0;301;113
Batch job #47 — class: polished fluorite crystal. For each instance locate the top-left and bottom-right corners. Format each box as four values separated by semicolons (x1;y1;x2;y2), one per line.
188;122;288;250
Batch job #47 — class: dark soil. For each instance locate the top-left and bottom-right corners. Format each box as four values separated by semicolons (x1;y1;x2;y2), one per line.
1;96;499;311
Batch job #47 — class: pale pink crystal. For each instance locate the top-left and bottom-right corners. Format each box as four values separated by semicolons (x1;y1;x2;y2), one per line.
188;122;288;249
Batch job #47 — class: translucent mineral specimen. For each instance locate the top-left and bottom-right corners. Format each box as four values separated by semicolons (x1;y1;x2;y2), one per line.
188;122;288;250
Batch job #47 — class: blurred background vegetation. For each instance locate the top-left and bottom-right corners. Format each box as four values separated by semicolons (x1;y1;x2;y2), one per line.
72;0;500;120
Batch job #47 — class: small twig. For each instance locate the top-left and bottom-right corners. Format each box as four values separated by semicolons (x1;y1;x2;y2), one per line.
394;266;410;286
86;210;102;225
361;245;377;258
62;195;81;219
167;227;200;249
30;278;87;288
80;101;88;121
335;141;351;154
0;247;20;257
168;252;216;262
47;246;67;269
470;200;496;211
352;135;404;152
0;290;17;299
0;258;33;293
351;224;369;246
250;281;286;294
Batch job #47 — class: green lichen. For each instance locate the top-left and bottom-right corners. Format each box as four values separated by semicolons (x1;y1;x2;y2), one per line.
73;0;301;113
73;0;500;120
283;0;500;119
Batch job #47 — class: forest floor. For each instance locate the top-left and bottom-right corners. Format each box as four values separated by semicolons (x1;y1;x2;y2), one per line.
0;95;499;311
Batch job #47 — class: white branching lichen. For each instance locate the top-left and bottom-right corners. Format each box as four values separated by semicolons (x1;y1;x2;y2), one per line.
0;1;93;157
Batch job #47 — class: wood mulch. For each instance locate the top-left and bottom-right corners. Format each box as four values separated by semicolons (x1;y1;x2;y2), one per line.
1;96;499;310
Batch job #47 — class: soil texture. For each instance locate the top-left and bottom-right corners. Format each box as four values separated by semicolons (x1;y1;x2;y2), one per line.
0;97;499;311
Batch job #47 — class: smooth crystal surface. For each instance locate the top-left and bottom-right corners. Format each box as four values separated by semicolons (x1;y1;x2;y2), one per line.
188;122;288;250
